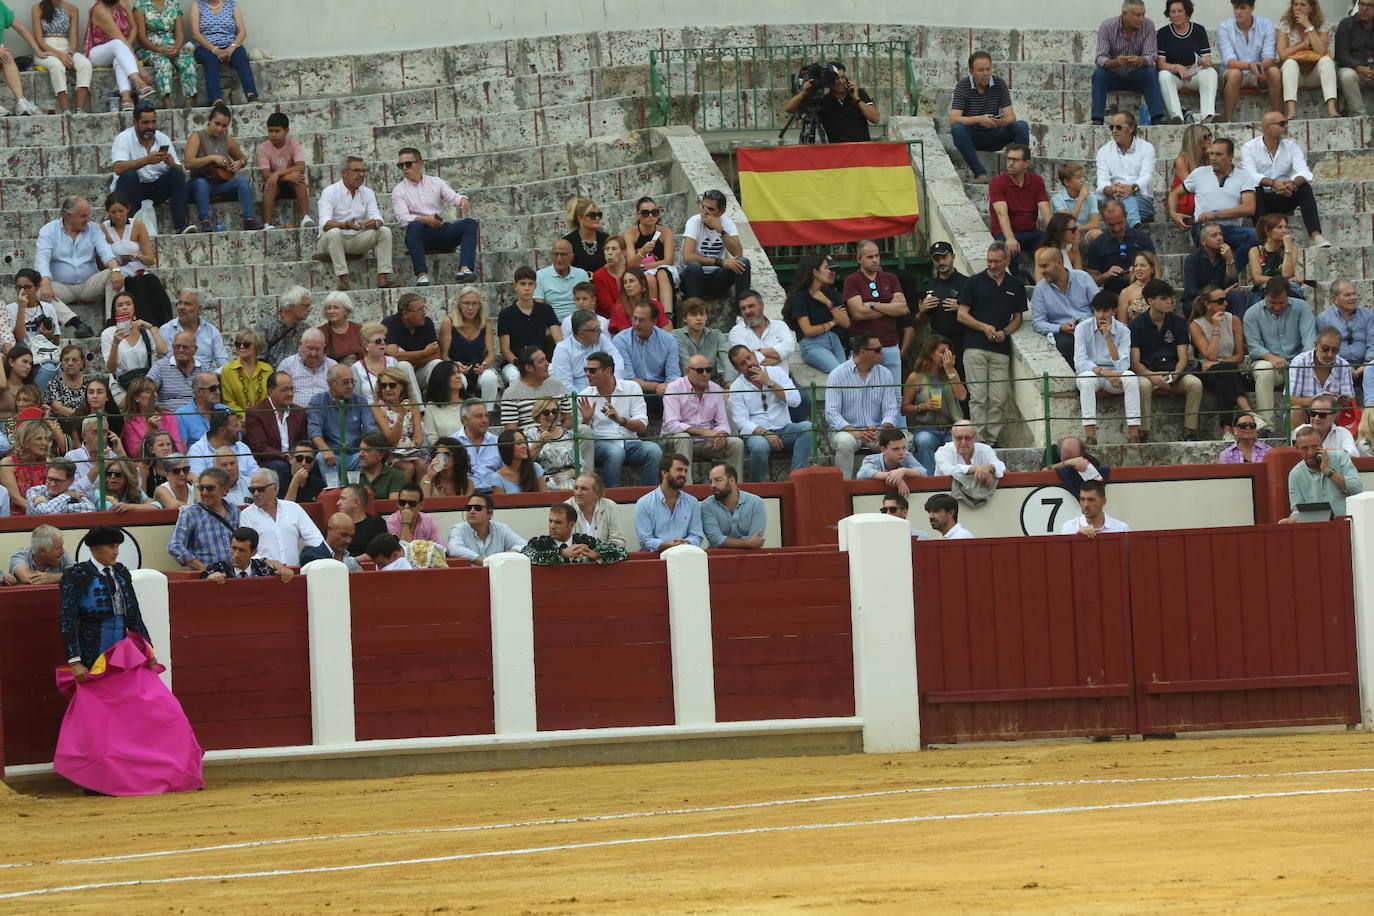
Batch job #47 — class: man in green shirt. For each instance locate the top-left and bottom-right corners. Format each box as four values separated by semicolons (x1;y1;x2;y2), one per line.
356;430;407;500
1283;424;1363;519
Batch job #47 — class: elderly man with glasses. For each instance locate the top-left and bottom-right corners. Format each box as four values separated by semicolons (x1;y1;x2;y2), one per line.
661;353;744;477
391;147;478;287
1095;111;1156;226
536;239;591;322
307;364;379;487
148;330;208;411
237;468;323;566
445;491;528;566
316;156;393;291
1316;279;1374;390
1285;325;1351;432
168;467;241;571
1091;0;1166;126
1302;393;1359;457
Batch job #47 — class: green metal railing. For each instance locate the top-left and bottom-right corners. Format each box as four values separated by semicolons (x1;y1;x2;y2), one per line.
649;41;919;134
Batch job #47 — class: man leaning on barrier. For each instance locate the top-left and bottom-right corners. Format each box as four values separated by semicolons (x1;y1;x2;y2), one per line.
524;503;627;566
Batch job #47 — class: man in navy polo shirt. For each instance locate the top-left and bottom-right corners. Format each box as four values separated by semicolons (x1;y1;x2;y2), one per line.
1129;279;1202;441
1085;200;1156;295
956;240;1026;447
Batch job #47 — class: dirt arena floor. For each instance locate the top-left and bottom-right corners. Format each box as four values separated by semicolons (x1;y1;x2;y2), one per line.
2;731;1373;913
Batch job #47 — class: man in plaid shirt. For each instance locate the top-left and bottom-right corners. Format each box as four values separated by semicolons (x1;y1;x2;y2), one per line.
1287;329;1356;431
168;467;241;571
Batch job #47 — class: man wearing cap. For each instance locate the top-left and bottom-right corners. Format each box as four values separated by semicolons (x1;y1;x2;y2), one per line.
60;526;152;679
913;241;968;365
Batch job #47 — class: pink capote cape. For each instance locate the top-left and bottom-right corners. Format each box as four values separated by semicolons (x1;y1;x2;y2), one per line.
54;633;204;796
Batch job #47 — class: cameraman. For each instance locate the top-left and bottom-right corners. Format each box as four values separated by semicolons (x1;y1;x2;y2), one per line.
783;61;880;143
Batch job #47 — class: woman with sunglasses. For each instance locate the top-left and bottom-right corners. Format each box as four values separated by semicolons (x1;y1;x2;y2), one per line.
439;285;501;405
102;290;167;402
352;320;420;402
93;457;157;512
151;448;195;508
369;366;426;483
490;428;546;495
1188;285;1252;440
1217;412;1271;463
120;375;182;456
624;196;677;320
563;197;608;273
219;327;271;413
788;252;850;373
522;396;586;489
317;290;364;365
419;435;473;499
1036;212;1085;280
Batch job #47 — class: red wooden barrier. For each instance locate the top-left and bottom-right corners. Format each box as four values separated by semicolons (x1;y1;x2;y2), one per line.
349;567;495;740
530;560;675;730
709;550;855;721
0;585;67;768
914;536;1137;743
169;578;313;750
1130;522;1360;733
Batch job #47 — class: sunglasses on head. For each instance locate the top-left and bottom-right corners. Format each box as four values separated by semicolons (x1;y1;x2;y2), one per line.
397;498;419;508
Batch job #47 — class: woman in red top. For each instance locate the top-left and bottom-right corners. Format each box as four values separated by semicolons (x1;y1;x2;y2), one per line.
607;268;666;335
0;417;54;514
592;236;626;317
85;0;154;110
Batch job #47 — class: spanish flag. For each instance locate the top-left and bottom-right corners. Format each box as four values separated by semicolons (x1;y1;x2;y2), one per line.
737;143;919;247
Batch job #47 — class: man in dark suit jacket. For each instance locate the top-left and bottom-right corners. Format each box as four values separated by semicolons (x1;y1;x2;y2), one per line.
244;371;311;489
60;526;153;678
200;527;294;583
521;504;628;566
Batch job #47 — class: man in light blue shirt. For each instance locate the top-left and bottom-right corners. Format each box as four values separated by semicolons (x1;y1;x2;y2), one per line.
552;310;630;391
614;302;682;398
728;345;813;482
535;239;591;320
34;195;118;335
455;399;503;490
307;365;379;482
1285;424;1363;517
700;462;767;549
174;372;228;445
445;492;528;565
1074;292;1143;444
634;453;704;552
1031;247;1098;366
1244;277;1316;428
1216;0;1282;122
824;332;901;479
159;289;229;371
1316;279;1374;399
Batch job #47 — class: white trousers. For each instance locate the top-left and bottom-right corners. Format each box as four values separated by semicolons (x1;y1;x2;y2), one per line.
34;38;92;95
1281;57;1337;102
1077;370;1142;425
87;40;140;93
1159;68;1218;119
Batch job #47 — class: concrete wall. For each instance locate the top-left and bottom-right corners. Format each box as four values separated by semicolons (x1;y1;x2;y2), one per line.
3;4;1308;58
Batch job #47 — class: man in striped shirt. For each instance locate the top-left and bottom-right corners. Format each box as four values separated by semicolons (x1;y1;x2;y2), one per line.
824;332;902;479
948;51;1030;184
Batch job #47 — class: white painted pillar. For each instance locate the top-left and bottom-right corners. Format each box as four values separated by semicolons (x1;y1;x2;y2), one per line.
1344;493;1374;728
130;569;171;689
486;552;537;735
304;559;355;746
838;513;921;753
663;544;716;726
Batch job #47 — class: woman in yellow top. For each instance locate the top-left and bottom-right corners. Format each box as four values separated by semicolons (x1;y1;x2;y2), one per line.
218;328;272;412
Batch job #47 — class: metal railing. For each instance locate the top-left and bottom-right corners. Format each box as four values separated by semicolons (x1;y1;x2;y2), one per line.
649;41;919;134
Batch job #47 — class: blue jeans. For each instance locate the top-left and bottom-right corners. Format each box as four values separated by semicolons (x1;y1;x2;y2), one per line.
742;420;814;482
194;44;257;101
681;259;750;300
33;362;59;392
594;437;662;488
911;427;951;475
405;219;478;275
879;346;902;386
114;168;188;232
949;121;1030;177
1191;223;1259;271
1091;66;1164;120
799;332;845;373
189;174;254;223
1121;194;1155;227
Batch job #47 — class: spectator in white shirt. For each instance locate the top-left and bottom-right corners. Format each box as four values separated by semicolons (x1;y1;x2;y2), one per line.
237;469;324;566
110;103;190;235
1168;137;1258;264
924;492;975;539
1303;395;1359;456
727;344;814;482
680;189;751;301
1096;111;1156;225
933;420;1007;486
391;147;478;287
577;350;663;488
1240;111;1328;248
1075;291;1145;445
727;290;795;367
366;533;413;570
1060;479;1131;535
316;156;394;291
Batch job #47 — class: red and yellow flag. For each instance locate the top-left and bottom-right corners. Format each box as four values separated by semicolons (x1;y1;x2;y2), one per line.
737;142;919;246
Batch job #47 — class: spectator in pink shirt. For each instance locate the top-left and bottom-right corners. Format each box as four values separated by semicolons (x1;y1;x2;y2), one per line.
257;112;310;230
384;482;441;545
661;353;744;477
1217;411;1271;463
391;146;478;287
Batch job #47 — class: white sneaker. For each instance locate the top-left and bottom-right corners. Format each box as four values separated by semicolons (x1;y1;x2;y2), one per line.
180;224;199;234
262;223;276;231
15;98;38;116
415;274;431;286
0;104;10;117
300;215;316;228
1311;233;1332;248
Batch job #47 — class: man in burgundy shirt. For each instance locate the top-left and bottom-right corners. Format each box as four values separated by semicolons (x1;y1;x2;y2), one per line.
842;239;909;383
988;143;1051;280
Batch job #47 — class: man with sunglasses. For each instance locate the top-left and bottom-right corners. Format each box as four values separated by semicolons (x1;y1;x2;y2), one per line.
173;371;229;446
1240;111;1328;248
390;146;478;287
237;469;323;566
825;332;901;478
158;289;228;371
1301;393;1359;457
877;492;927;539
385;483;441;545
202;526;295;583
1095;111;1155;226
1315;279;1374;392
577;350;662;488
445;492;527;566
245;371;309;489
1288;332;1356;443
168;467;241;571
661;354;744;476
